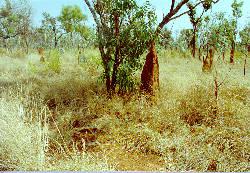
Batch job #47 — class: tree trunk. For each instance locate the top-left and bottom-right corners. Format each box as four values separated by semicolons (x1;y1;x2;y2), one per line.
54;34;58;48
103;56;111;94
110;13;121;94
192;27;197;58
230;41;235;64
140;41;159;94
110;60;119;93
198;47;202;61
222;51;225;62
53;27;59;48
24;36;29;54
244;58;246;76
99;45;112;94
3;38;7;50
71;32;74;48
105;66;111;93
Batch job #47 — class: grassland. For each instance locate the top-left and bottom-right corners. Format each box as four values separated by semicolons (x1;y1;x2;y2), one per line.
0;48;249;171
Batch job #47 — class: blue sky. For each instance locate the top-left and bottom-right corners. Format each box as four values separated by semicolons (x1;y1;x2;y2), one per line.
31;0;249;34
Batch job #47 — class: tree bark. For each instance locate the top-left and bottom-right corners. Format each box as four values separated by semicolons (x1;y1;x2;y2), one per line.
98;45;112;94
222;51;225;62
24;36;29;54
191;26;197;58
110;13;121;93
244;58;246;76
230;40;235;64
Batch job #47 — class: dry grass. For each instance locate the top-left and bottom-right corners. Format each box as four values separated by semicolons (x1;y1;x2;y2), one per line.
0;48;249;171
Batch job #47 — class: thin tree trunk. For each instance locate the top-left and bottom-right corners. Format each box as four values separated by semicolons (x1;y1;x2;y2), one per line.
110;13;121;93
198;47;201;61
3;38;7;49
192;26;197;58
99;45;112;94
24;36;29;54
244;58;246;76
110;60;119;92
230;41;235;64
105;65;111;92
222;51;225;62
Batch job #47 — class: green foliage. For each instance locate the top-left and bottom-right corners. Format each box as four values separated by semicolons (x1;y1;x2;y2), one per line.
27;50;61;74
28;61;39;73
198;13;233;53
42;12;57;30
116;61;139;93
177;29;193;50
46;49;61;73
158;28;174;49
58;5;87;34
231;0;243;19
89;0;157;93
228;0;243;43
0;0;31;43
239;23;250;49
196;0;243;59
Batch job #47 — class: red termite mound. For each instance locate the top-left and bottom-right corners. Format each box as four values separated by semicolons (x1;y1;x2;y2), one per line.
140;41;159;94
37;47;45;62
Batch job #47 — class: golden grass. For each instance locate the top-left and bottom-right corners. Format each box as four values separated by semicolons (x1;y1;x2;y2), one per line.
0;48;249;171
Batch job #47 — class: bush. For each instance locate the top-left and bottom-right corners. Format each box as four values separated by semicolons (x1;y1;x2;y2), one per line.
178;86;217;126
46;49;61;73
27;49;62;75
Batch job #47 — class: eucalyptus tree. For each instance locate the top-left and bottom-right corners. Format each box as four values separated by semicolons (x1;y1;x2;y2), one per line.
158;28;174;50
84;0;220;95
239;23;250;52
229;0;243;64
58;5;87;47
239;23;250;76
177;29;193;51
187;2;208;58
0;0;32;51
84;0;156;94
41;12;66;48
18;2;32;53
199;13;233;62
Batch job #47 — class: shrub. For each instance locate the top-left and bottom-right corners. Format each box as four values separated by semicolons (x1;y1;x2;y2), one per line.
46;49;61;74
178;86;217;126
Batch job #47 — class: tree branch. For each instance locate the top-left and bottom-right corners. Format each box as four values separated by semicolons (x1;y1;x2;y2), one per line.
170;0;175;12
58;32;67;40
156;0;189;35
0;32;20;39
156;0;220;36
83;0;101;29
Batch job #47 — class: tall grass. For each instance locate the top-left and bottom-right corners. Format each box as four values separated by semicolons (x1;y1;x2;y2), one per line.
0;48;249;171
0;98;47;170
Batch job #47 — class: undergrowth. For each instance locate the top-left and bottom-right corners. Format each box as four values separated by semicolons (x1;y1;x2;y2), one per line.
0;48;249;171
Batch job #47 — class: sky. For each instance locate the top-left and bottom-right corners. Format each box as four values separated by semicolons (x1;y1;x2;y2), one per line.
30;0;249;35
